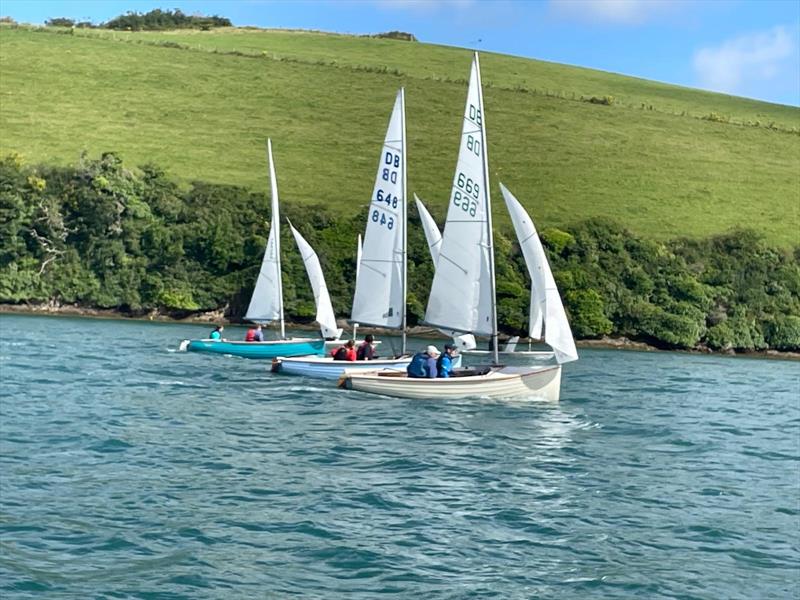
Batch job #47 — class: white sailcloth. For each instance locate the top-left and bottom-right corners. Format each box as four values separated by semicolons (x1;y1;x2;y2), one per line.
500;183;578;364
424;54;494;336
245;139;284;328
288;222;342;339
414;194;442;265
351;89;406;329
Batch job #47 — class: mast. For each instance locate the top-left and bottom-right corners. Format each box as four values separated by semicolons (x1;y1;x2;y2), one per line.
400;87;408;355
266;139;286;339
473;53;499;364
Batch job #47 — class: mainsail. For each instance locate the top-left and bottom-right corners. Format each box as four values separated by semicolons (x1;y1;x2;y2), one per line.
414;194;443;265
424;54;496;338
245;139;285;337
500;183;578;364
351;89;407;330
288;222;342;340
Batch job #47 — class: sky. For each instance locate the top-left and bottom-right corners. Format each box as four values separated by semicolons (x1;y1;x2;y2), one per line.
2;0;799;106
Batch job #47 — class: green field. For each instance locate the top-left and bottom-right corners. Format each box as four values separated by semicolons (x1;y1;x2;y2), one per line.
1;25;798;246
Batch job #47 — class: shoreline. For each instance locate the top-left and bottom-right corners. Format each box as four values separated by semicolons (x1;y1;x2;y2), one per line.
1;302;798;361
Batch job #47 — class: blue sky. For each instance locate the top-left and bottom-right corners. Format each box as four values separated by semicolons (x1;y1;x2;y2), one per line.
3;0;799;106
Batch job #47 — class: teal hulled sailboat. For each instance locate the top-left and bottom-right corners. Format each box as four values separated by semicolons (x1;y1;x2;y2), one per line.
181;140;324;359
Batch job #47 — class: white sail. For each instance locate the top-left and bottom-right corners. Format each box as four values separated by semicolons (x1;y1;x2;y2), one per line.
245;139;284;335
500;183;578;364
351;89;406;329
424;54;496;336
288;222;342;340
414;194;442;265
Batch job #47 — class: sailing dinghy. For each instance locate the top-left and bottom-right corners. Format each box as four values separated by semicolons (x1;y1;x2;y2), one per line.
182;140;324;359
272;90;413;378
339;53;577;400
415;194;552;359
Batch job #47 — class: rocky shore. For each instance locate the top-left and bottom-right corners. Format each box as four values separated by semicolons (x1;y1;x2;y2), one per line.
1;302;797;360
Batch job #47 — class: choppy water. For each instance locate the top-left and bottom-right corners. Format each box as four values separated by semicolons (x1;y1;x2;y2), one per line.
1;314;798;599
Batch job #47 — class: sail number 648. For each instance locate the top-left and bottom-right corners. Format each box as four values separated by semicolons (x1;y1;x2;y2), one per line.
371;209;394;230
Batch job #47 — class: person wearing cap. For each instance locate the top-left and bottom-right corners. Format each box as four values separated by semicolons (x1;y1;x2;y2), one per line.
407;345;440;378
356;334;377;360
436;343;458;378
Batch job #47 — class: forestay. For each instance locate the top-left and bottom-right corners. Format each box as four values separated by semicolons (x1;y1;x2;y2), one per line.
245;139;284;335
414;194;442;265
288;222;342;339
424;54;495;336
500;183;578;364
351;89;406;329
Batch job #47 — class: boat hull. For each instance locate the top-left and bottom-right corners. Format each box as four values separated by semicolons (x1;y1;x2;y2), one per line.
272;356;411;380
183;338;324;359
339;365;562;401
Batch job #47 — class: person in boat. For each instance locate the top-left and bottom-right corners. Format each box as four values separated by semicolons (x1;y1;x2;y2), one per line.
407;345;440;378
356;334;378;360
245;324;264;342
209;325;224;341
331;339;357;361
437;344;458;378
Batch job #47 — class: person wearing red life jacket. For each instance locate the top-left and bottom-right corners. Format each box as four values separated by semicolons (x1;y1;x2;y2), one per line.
331;339;357;361
245;324;264;342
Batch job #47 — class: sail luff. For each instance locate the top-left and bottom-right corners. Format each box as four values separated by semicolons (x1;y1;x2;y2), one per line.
473;53;500;364
267;139;285;339
500;183;578;364
400;87;408;355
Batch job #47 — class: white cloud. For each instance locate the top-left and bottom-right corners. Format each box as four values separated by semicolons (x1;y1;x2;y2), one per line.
549;0;678;25
693;26;797;97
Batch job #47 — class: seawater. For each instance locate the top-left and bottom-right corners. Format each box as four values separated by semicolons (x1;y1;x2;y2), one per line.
1;314;798;599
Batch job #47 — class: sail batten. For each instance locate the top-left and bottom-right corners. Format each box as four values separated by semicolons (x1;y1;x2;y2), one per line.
351;89;407;330
500;183;578;364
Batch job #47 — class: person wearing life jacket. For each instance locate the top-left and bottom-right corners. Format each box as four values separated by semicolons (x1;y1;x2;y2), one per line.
407;345;440;378
209;325;224;341
245;324;264;342
356;334;377;360
331;339;357;361
436;344;458;378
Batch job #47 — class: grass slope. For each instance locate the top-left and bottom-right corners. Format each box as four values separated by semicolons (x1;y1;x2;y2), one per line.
1;25;798;246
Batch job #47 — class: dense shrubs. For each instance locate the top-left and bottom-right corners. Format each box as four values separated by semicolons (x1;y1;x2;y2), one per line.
1;153;797;352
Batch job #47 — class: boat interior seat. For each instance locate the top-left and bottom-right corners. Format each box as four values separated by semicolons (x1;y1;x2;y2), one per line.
451;366;493;377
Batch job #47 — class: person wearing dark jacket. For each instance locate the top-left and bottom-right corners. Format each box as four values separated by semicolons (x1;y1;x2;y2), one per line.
356;334;377;360
407;345;440;378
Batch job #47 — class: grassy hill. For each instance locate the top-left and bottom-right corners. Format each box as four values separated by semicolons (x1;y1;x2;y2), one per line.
1;24;798;246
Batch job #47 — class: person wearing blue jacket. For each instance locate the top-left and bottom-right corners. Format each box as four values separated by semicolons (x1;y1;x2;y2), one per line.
436;344;458;378
407;345;440;378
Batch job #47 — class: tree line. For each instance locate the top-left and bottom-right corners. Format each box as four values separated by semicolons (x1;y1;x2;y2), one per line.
1;152;798;352
44;9;232;31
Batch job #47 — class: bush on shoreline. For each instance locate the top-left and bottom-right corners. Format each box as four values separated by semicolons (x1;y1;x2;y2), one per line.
1;152;797;352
